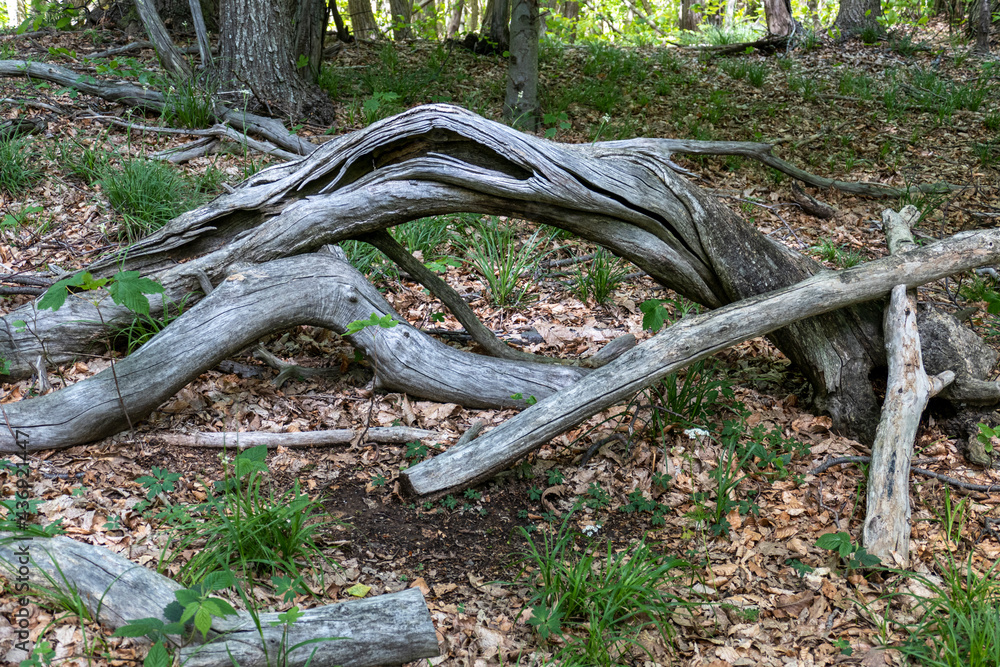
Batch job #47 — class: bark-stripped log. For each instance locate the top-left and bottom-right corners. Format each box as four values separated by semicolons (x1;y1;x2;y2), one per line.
0;253;585;453
0;535;439;667
862;207;954;567
0;104;893;440
400;227;1000;498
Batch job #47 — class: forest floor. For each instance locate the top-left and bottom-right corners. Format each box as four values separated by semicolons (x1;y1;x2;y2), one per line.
0;20;999;667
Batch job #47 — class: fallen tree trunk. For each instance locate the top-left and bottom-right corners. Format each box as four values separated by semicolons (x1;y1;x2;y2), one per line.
0;103;899;441
862;207;954;567
0;535;439;667
400;226;1000;498
0;252;585;453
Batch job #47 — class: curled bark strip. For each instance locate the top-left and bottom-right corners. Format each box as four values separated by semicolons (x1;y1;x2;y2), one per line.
0;254;585;453
400;227;1000;498
0;535;440;667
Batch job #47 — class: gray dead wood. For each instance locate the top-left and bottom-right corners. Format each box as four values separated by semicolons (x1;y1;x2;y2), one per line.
160;426;438;448
400;227;1000;498
0;104;980;445
0;61;313;156
133;0;192;79
0;254;585;453
0;104;891;441
862;208;956;566
0;535;439;667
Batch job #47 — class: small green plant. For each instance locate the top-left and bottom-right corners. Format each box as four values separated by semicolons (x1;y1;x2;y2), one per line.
161;75;217;129
0;137;42;194
510;392;538;406
978;423;1000;454
510;510;688;664
136;466;183;510
457;218;548;307
163;446;338;587
405;440;429;463
115;571;240;646
100;157;197;240
816;531;881;572
542;110;571;139
811;239;864;268
0;205;43;234
362;91;402;125
583;482;611;509
889;551;1000;667
574;248;630;305
788;74;821;102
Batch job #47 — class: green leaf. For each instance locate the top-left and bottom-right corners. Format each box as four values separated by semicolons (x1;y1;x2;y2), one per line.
113;617;165;638
193;607;213;639
106;271;165;317
200;570;236;592
640;299;670;333
38;272;102;311
277;605;304;625
201;597;238;618
143;642;171;667
816;531;853;558
345;583;370;597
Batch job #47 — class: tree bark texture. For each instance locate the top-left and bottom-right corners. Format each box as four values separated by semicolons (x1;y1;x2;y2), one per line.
480;0;510;49
504;0;539;131
347;0;379;39
400;227;1000;497
134;0;192;79
388;0;413;39
446;0;465;37
764;0;797;36
0;104;971;451
217;0;332;122
187;0;213;69
0;535;440;667
295;0;327;82
834;0;883;36
680;0;700;31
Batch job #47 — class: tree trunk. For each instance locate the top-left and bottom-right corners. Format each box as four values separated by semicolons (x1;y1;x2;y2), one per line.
134;0;192;79
295;0;327;82
389;0;413;39
480;0;510;50
764;0;797;36
680;0;700;31
446;0;465;37
504;0;539;131
347;0;379;39
217;0;333;123
972;0;993;52
834;0;883;37
329;0;352;41
469;0;479;30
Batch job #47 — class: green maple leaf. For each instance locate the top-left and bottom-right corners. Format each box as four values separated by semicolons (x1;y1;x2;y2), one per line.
106;271;164;316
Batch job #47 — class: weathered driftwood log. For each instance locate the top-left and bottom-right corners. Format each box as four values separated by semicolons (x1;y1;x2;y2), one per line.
400;227;1000;498
0;535;439;667
862;207;954;567
0;103;897;440
0;253;585;453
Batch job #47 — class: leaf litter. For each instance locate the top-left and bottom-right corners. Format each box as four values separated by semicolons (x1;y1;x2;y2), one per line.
0;22;998;667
